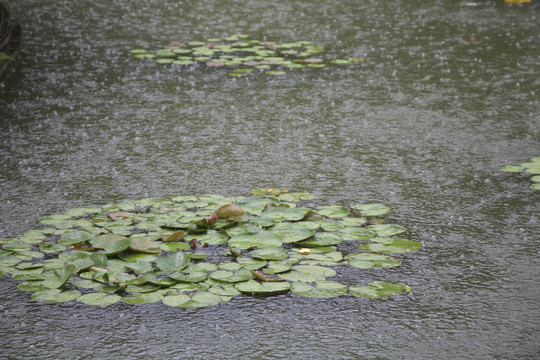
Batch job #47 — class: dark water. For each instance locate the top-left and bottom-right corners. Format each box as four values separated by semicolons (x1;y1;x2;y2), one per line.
1;1;539;359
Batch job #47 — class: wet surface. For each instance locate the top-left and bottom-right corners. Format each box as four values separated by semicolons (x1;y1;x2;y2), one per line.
1;0;539;358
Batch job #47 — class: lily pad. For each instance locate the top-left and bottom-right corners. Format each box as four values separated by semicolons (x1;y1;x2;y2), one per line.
359;237;422;254
168;270;208;283
77;293;122;306
278;265;336;282
42;264;76;289
296;232;343;248
345;253;402;269
228;231;282;249
31;289;81;303
235;280;290;294
162;291;222;308
155;252;190;272
260;207;309;222
291;281;347;298
249;247;289;260
349;281;411;299
317;206;350;218
129;238;161;254
209;268;254;283
122;291;164;305
352;203;391;217
366;224;407;236
58;230;93;245
263;261;293;274
270;223;316;243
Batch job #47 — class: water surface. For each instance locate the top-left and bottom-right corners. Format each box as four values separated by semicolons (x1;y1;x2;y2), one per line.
1;1;539;359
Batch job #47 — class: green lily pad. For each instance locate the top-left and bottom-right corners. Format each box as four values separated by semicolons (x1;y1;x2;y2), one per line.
162;291;222;308
339;227;377;241
187;230;229;245
159;242;191;252
209;268;254;283
168;270;208;283
235;280;290;294
352;203;391;217
3;241;33;252
317;205;350;218
500;165;525;172
291;281;347;298
249;247;289;260
345;253;402;269
77;292;122;306
58;230;93;245
278;265;336;282
260;207;309;222
126;238;159;254
90;234;131;255
118;251;159;262
296;232;343;248
366;224;407;236
155;252;190;272
235;257;268;270
359;237;422;254
31;289;81;303
349;281;411;299
263;261;293;274
43;264;76;289
270;223;316;243
228;231;282;249
122;291;164;305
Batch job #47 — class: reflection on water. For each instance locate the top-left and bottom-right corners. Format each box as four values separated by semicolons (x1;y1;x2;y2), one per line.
1;0;539;358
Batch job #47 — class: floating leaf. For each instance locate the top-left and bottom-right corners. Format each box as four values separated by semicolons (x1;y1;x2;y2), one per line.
118;251;159;262
235;280;290;294
296;232;343;248
163;230;185;242
77;293;122;306
291;281;347;298
31;289;81;303
359;237;422;254
228;231;282;249
129;238;161;254
345;253;401;269
349;281;411;299
366;224;407;236
352;203;391;217
168;270;208;283
278;265;336;282
270;223;316;243
260;207;309;222
186;230;228;245
58;230;93;245
155;252;190;272
122;291;164;305
317;206;350;218
339;227;376;241
500;165;524;172
209;268;254;283
162;291;222;308
235;257;268;270
43;264;76;289
263;261;293;274
249;247;289;260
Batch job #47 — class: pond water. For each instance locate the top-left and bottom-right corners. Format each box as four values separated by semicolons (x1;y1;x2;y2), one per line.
1;0;539;358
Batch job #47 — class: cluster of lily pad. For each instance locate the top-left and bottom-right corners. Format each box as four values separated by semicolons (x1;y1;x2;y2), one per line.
501;156;540;191
0;188;419;308
130;34;365;77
